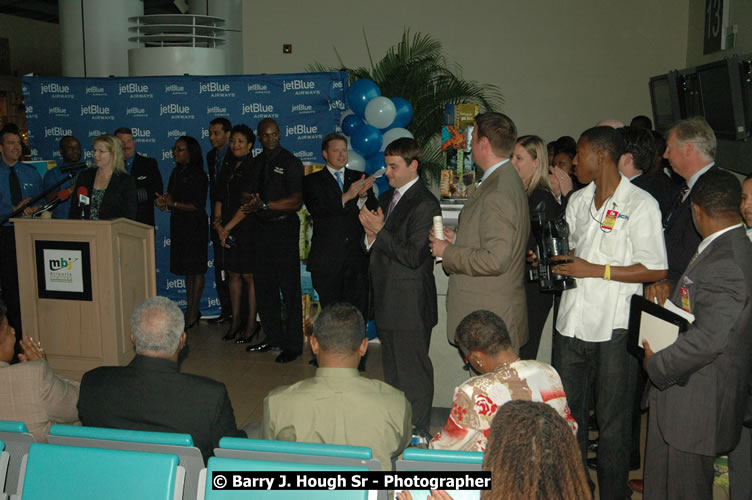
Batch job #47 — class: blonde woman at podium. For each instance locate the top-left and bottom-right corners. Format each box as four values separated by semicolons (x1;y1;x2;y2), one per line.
68;134;137;221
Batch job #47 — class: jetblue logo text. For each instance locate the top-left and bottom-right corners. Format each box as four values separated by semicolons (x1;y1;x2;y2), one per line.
45;126;72;138
200;82;230;94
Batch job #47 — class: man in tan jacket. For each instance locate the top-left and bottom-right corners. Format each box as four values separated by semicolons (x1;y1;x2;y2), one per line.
431;112;530;351
0;299;80;442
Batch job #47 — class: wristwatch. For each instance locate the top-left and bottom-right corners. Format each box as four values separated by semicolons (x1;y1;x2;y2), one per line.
262;202;269;211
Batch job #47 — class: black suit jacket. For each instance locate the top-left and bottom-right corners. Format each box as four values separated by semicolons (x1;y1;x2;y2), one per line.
663;167;715;284
632;172;679;220
77;355;245;461
68;168;138;221
130;154;163;226
206;147;233;217
303;167;377;275
647;226;752;455
368;180;441;331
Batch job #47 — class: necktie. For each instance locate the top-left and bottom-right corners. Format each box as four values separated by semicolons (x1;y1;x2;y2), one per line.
214;153;222;181
664;182;689;227
335;170;344;192
386;189;401;219
9;166;22;206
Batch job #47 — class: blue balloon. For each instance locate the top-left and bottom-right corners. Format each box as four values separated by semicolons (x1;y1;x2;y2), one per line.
351;124;383;157
365;152;385;175
347;79;381;118
391;97;413;128
374;175;391;198
342;114;364;136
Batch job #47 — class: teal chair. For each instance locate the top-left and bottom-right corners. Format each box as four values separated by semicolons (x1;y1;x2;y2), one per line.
0;421;34;497
48;425;203;500
198;456;373;500
13;443;184;500
216;438;382;471
395;448;484;500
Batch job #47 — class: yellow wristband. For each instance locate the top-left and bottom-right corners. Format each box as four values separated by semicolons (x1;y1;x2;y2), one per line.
603;264;611;281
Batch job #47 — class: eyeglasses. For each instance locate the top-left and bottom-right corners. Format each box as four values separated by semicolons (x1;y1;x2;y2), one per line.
462;350;474;371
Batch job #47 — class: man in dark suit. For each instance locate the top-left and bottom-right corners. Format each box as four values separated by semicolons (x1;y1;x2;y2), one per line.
659;117;716;289
205;117;234;325
77;297;246;461
643;169;752;500
115;127;163;227
303;133;377;319
618;126;678;219
359;137;441;437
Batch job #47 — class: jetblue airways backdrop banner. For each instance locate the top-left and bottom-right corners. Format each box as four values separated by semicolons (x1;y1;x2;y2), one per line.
23;72;348;316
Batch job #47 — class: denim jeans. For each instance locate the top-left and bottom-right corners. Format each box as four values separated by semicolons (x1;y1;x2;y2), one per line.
553;329;637;500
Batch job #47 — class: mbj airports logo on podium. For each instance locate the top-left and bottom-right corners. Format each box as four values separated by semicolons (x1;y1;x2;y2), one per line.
43;250;84;293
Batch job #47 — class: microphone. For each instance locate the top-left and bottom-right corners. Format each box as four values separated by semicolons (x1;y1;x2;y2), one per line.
34;189;71;216
77;186;89;219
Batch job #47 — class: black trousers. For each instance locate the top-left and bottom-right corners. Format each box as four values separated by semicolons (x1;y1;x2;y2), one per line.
254;217;302;354
0;226;22;341
378;325;433;432
310;253;369;320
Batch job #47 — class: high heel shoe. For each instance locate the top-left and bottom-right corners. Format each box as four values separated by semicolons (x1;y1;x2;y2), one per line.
235;323;262;344
185;316;200;330
223;326;242;341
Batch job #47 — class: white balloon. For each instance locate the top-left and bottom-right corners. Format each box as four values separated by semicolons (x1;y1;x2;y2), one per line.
346;149;366;172
339;109;354;127
364;97;397;129
380;127;414;151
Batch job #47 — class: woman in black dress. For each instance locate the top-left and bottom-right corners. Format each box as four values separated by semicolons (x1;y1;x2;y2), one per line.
212;124;260;343
511;135;564;360
155;136;208;329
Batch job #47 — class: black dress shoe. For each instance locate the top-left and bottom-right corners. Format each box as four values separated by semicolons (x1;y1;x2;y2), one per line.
246;341;280;353
587;457;597;470
235;323;261;344
588;438;598;453
209;313;232;325
275;351;300;363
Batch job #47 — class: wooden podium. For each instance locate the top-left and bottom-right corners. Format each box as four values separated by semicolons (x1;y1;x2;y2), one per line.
13;218;156;380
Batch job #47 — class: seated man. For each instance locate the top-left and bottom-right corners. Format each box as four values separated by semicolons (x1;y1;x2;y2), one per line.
430;310;576;452
0;299;80;442
263;302;411;470
78;296;245;461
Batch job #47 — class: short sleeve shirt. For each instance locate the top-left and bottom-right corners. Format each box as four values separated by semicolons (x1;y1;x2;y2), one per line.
556;175;667;341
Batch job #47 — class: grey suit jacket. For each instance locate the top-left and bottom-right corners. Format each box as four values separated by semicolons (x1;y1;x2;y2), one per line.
0;359;80;442
442;163;530;350
647;226;752;455
368;180;441;332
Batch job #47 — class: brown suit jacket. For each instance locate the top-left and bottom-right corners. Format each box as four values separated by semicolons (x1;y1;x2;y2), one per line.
442;162;530;350
0;359;80;442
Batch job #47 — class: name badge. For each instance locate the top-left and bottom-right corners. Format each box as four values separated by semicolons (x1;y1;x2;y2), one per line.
680;287;691;313
601;209;619;230
273;166;285;175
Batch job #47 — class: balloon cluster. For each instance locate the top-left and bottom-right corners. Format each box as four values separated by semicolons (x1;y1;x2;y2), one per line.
340;79;414;197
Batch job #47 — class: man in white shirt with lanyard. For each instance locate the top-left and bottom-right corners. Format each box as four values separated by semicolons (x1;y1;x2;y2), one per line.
550;126;667;499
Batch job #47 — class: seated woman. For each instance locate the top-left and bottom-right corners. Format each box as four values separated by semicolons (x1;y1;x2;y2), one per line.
69;134;137;221
430;310;576;452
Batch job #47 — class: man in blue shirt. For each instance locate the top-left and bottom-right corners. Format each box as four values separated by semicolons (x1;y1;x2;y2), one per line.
0;126;43;341
42;135;82;219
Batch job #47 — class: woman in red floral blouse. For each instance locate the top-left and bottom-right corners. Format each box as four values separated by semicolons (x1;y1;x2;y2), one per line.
430;310;577;451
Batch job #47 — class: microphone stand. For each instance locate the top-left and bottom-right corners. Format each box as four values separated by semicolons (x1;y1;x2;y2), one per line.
0;163;88;226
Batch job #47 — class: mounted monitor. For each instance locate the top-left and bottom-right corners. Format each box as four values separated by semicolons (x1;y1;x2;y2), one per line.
649;71;682;133
696;56;748;140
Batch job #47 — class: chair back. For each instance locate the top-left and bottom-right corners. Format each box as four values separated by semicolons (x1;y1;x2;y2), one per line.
48;425;202;500
216;438;382;471
15;443;184;500
395;448;484;500
0;420;33;496
199;456;373;500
